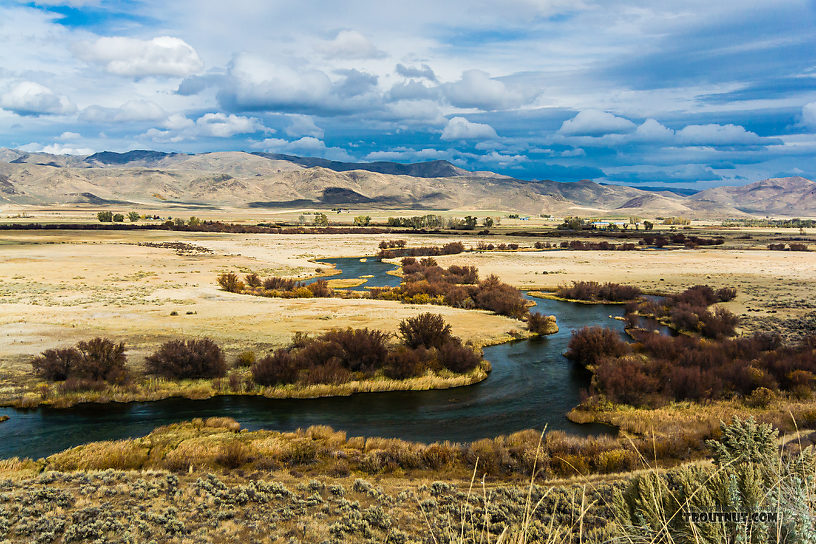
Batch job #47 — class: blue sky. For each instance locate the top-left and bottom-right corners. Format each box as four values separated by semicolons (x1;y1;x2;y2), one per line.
1;0;815;189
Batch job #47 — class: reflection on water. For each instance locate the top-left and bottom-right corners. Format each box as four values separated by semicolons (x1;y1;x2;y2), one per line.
0;261;633;460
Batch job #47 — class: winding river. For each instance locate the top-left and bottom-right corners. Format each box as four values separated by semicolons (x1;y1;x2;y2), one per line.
0;257;638;460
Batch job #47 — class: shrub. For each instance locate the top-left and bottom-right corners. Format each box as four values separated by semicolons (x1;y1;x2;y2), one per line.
556;281;642;302
73;338;128;383
251;349;298;386
306;279;332;297
31;348;80;381
527;312;556;334
700;306;739;339
399;313;452;349
565;326;629;367
437;339;481;373
262;276;301;291
318;328;391;372
715;287;737;301
146;338;226;379
217;273;244;293
244;273;261;288
473;275;527;318
234;350;256;367
384;346;431;379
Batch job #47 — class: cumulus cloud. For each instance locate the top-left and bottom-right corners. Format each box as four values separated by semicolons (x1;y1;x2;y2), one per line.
0;81;75;116
365;147;451;161
386;99;445;124
216;54;379;115
254;136;354;161
19;142;94;155
58;131;81;140
632;118;675;142
558;110;636;136
441;116;498;141
443;70;522;110
675;123;764;145
319;30;386;59
80;100;167;123
145;112;266;141
76;36;204;77
285;114;324;138
800;102;816;130
396;63;437;81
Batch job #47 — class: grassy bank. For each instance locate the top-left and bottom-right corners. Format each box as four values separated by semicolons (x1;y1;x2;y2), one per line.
7;362;492;410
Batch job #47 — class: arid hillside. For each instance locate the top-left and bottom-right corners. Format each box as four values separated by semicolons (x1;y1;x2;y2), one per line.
0;148;813;217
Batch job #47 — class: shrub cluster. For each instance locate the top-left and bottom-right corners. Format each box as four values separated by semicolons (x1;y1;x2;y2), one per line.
558;240;638;251
31;338;129;388
146;338;226;379
251;313;482;386
371;257;526;317
217;273;334;298
565;327;630;368
378;241;465;258
640;233;724;248
592;331;816;408
476;242;520;251
628;284;738;338
768;242;809;251
556;281;642;302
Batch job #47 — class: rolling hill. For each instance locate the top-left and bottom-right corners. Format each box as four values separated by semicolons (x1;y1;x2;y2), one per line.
0;148;812;217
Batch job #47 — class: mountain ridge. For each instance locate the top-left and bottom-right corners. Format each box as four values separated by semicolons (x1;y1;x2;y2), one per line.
0;149;813;217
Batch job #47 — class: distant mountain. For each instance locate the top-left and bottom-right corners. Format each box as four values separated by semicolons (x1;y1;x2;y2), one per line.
0;149;813;217
251;152;473;178
601;184;700;196
691;177;816;216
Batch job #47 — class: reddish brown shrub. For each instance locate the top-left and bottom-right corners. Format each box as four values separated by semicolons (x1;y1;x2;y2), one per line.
565;326;630;367
306;279;332;297
399;313;453;349
251;349;299;385
31;348;80;381
73;338;128;383
146;338;226;379
217;273;244;293
438;339;481;373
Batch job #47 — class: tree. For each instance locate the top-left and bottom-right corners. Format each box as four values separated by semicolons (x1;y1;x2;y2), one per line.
97;211;113;222
188;216;201;227
112;213;125;222
353;215;371;226
313;213;329;226
643;220;654;231
127;211;140;222
482;217;494;228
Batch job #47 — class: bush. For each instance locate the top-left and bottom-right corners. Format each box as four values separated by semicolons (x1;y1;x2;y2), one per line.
73;338;128;383
437;339;481;373
234;350;256;367
306;279;332;297
251;349;298;385
31;348;80;381
217;273;244;293
384;346;432;379
317;328;391;372
244;273;261;288
527;312;556;334
399;313;452;349
473;275;527;318
557;281;642;302
146;338;226;379
565;327;630;367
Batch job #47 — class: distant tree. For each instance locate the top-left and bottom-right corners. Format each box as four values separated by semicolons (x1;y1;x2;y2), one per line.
188;216;201;227
112;213;124;222
482;217;494;228
643;220;654;231
313;213;329;227
353;215;371;226
97;211;113;222
298;215;306;226
127;211;140;222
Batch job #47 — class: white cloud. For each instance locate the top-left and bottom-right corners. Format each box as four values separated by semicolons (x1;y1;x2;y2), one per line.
0;81;75;116
320;30;386;59
365;147;451;161
19;142;94;155
58;131;81;140
145;112;266;141
80;100;167;123
800;102;816;130
254;136;354;161
558;110;636;136
441;116;498;141
195;113;265;137
676;123;763;145
76;36;204;77
443;70;522;110
285;114;324;138
632;118;675;142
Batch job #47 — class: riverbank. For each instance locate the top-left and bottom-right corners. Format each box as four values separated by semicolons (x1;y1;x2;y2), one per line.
5;361;493;410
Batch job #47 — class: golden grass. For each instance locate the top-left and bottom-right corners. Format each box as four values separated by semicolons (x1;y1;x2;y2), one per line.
8;362;491;409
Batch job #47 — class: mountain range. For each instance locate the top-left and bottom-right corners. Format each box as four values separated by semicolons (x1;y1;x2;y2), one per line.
0;148;814;218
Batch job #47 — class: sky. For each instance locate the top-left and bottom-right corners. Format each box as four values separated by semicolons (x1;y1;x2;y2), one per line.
0;1;815;189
